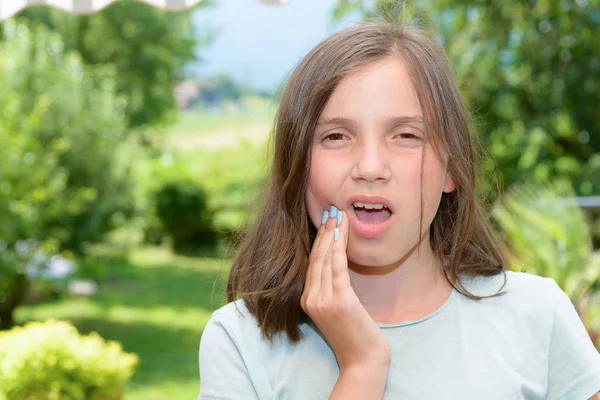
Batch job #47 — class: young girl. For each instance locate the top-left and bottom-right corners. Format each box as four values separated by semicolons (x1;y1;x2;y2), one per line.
198;22;600;399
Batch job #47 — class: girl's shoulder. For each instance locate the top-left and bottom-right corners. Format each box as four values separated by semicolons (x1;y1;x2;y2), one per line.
456;270;573;330
203;298;286;348
211;298;250;318
461;269;561;303
206;298;258;335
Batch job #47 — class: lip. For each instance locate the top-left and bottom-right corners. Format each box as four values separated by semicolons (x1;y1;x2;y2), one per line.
346;195;394;239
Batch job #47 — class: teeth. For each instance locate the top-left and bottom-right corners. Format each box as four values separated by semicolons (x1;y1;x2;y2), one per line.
353;202;385;210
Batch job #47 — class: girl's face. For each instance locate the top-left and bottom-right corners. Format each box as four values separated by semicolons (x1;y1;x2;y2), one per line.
306;56;455;268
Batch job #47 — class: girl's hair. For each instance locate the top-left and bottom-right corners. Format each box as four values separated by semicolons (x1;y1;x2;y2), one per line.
226;22;506;343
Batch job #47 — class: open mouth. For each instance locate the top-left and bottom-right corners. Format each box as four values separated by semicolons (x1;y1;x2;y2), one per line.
349;201;394;238
353;203;392;223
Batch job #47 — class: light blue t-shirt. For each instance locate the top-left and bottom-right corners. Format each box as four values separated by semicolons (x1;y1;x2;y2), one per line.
198;271;600;399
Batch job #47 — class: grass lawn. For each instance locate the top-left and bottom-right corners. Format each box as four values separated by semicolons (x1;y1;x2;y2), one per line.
16;246;229;400
158;96;276;151
168;96;276;136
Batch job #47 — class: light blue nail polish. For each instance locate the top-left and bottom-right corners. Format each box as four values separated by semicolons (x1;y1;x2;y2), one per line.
337;211;342;225
321;210;329;225
329;205;338;218
334;227;340;241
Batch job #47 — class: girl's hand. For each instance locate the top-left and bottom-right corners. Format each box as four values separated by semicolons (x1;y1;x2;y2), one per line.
300;206;391;371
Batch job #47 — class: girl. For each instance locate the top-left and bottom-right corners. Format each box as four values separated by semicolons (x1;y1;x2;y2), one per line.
198;22;600;399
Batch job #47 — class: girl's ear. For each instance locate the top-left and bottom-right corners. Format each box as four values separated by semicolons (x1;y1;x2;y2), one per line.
443;170;457;193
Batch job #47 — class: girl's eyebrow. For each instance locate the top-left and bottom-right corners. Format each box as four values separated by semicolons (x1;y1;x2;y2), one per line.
316;116;424;128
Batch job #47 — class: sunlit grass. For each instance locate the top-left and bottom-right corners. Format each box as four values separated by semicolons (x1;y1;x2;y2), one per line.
16;246;230;400
167;95;276;137
127;379;201;400
158;96;276;151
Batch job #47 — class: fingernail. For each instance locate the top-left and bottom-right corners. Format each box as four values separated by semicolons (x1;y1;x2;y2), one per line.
334;227;339;241
329;205;338;218
321;210;329;225
337;211;342;225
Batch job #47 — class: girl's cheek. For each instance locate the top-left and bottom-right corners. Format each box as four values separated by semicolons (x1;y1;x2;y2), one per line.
400;161;423;187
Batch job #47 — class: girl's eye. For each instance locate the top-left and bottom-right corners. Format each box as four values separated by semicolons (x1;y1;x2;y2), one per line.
396;132;421;140
324;133;348;141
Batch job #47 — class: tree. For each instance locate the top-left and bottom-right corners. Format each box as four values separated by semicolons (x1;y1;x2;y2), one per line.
0;21;134;329
333;0;600;197
11;0;214;130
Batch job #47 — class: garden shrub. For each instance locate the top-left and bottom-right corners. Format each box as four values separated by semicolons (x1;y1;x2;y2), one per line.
0;320;138;400
155;181;216;253
136;138;269;254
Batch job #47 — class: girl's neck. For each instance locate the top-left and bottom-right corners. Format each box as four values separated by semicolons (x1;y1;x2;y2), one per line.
348;237;453;324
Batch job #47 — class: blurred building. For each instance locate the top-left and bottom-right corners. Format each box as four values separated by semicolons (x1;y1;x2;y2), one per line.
174;80;201;109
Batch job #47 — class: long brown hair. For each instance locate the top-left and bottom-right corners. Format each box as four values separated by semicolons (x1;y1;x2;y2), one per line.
226;22;506;343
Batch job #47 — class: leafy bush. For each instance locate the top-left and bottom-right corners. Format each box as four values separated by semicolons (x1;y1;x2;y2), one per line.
133;139;270;253
155;181;216;253
0;320;138;400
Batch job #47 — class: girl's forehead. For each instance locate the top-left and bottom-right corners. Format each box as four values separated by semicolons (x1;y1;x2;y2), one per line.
319;57;423;123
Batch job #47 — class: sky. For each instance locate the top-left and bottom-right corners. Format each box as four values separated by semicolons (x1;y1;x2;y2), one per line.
191;0;360;92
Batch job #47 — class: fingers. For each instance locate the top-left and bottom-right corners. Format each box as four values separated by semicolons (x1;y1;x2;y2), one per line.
303;206;343;303
303;208;332;309
304;212;327;292
308;209;328;265
320;208;340;295
310;207;337;292
322;206;350;294
332;209;351;290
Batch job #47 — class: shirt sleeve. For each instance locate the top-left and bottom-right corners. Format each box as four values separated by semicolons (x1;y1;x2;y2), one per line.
198;311;259;400
546;280;600;400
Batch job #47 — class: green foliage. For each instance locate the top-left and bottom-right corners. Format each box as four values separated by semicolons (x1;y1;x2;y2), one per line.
494;182;600;346
494;183;600;303
193;142;270;235
0;320;138;400
12;0;213;130
333;0;426;24
132;138;270;253
155;182;216;253
333;0;365;20
0;20;138;327
333;0;600;197
436;0;600;196
0;20;135;254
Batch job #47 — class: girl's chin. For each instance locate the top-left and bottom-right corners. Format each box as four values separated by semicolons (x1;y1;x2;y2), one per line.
346;240;415;271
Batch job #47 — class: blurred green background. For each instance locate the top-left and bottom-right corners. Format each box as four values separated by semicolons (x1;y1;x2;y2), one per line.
0;0;599;399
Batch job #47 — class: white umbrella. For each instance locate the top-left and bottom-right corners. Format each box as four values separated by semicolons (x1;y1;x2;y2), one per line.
0;0;287;22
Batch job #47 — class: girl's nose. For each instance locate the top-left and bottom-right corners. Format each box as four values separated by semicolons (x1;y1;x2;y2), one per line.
351;139;392;183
